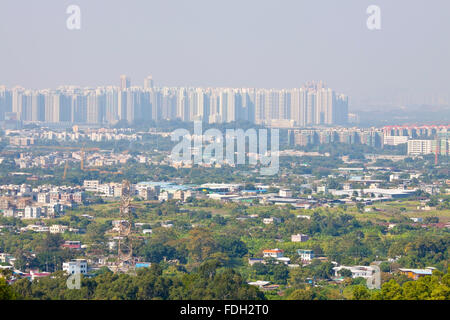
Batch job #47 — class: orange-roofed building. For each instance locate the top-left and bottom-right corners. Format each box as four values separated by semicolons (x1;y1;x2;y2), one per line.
263;249;284;258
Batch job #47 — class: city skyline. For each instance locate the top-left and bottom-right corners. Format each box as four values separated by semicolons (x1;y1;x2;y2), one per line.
0;77;349;128
1;1;449;108
0;0;449;306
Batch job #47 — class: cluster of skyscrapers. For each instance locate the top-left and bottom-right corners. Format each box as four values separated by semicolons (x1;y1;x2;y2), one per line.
289;127;384;148
0;77;348;127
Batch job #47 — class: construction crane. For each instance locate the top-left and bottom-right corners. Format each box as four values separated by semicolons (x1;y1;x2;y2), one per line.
115;180;135;273
99;170;123;175
63;160;69;180
33;145;100;152
80;148;99;172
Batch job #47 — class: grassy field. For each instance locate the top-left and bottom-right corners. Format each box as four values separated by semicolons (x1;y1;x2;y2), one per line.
352;200;450;223
57;199;450;224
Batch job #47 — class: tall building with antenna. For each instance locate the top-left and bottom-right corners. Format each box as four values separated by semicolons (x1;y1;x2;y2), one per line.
144;75;154;90
120;75;130;90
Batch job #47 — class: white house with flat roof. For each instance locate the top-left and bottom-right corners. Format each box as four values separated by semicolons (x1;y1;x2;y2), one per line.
298;249;314;261
291;234;309;242
63;259;88;275
333;266;377;279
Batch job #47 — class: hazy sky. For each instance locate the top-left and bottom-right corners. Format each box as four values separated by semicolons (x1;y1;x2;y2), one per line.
1;0;449;107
